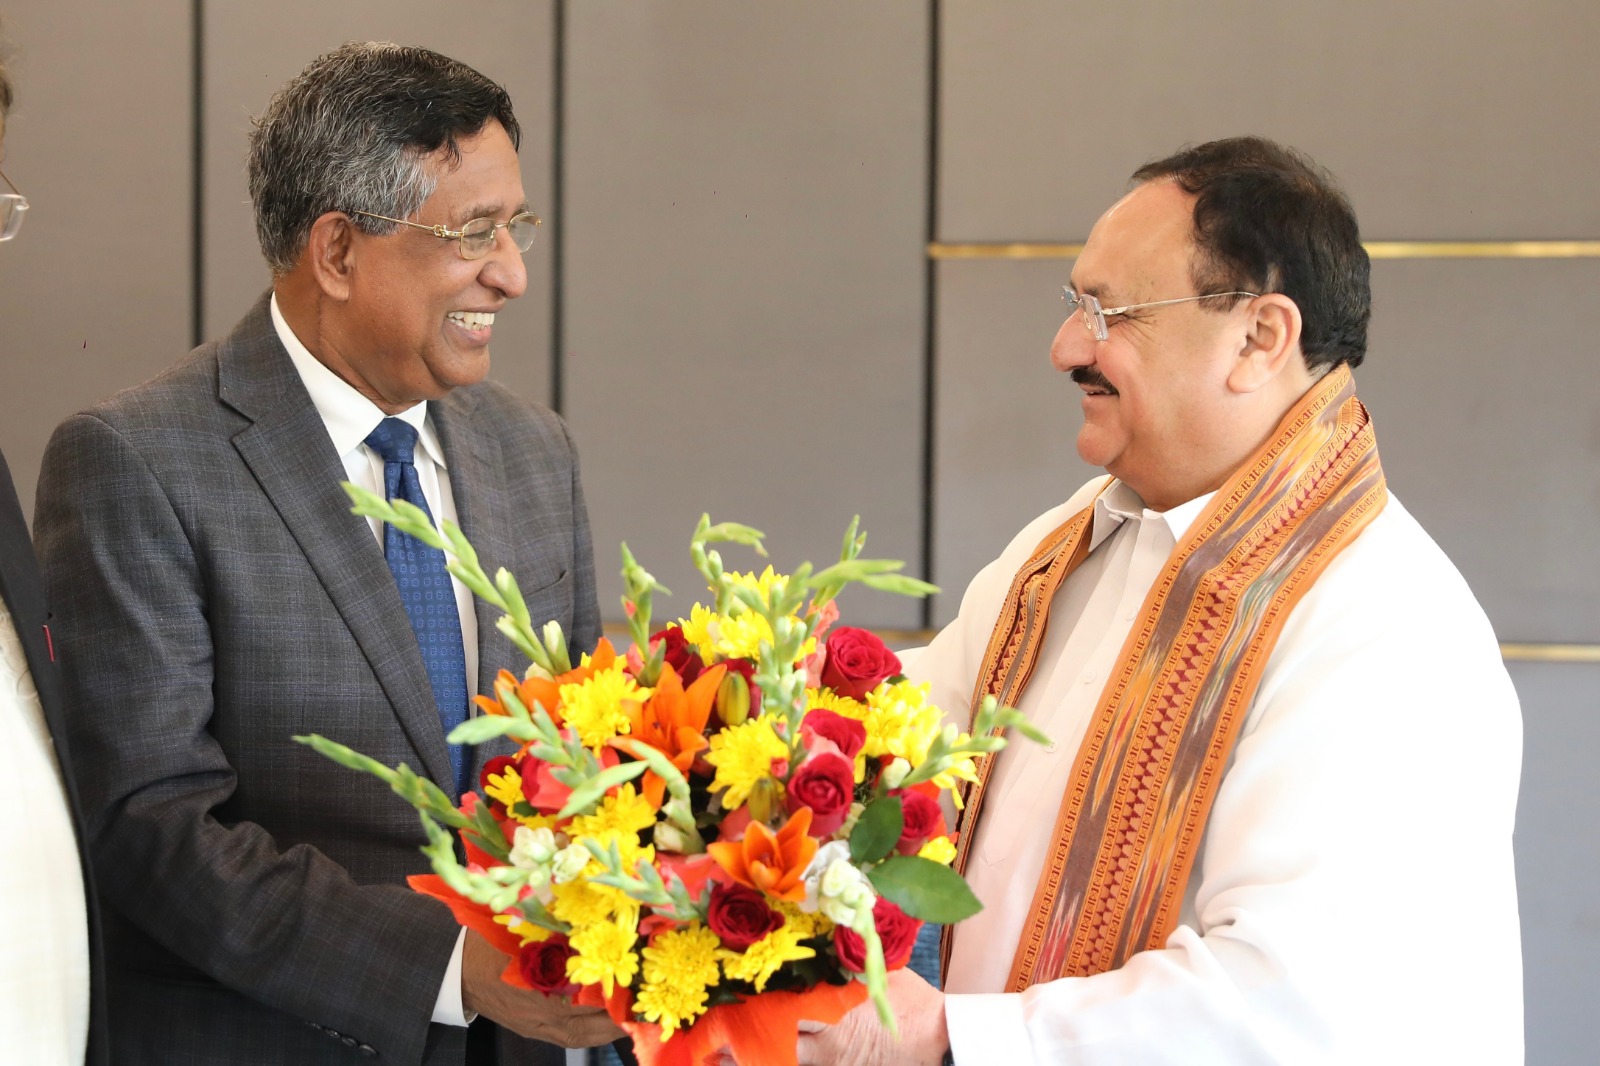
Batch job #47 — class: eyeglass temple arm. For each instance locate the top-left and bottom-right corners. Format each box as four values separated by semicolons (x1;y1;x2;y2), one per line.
1102;292;1258;315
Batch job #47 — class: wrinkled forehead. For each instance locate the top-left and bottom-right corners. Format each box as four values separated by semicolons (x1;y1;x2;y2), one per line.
1072;180;1197;304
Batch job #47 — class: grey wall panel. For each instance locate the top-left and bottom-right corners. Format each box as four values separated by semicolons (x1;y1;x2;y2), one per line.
1359;258;1600;644
941;0;1600;241
1510;662;1600;1066
202;1;555;406
563;2;929;628
0;1;191;523
930;259;1098;626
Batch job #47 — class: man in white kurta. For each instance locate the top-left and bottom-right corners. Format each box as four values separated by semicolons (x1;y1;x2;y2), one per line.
798;137;1523;1065
918;477;1523;1062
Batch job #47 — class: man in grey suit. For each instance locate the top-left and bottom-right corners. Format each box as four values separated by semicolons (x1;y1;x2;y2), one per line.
34;43;624;1065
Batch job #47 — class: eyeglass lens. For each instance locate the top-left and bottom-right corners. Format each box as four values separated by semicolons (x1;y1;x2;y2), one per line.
459;212;539;259
0;196;27;241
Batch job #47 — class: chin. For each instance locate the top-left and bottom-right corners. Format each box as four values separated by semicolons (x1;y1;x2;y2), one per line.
1075;429;1122;471
431;353;493;392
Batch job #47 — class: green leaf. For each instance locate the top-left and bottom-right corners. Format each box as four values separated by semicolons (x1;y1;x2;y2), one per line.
294;734;399;785
447;715;528;745
556;760;650;819
859;573;940;597
867;855;983;924
849;796;904;865
465;795;513;863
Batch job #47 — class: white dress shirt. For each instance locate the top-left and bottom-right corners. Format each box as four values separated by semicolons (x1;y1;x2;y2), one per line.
916;477;1524;1064
0;602;90;1064
271;294;475;1027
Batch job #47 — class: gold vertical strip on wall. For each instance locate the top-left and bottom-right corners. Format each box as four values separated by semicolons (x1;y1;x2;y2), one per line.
927;240;1600;261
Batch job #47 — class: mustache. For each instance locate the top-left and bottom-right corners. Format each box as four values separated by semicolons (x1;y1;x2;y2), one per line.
1070;367;1118;395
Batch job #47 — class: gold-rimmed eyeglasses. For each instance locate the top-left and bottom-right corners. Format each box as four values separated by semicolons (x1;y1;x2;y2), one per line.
1062;285;1258;341
351;209;540;261
0;166;29;242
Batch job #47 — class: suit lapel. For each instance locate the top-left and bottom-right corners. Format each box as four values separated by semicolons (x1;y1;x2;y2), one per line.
219;295;455;789
0;448;55;694
431;391;518;699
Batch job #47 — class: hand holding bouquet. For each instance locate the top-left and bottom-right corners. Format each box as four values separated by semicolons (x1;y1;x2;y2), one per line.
301;490;1046;1065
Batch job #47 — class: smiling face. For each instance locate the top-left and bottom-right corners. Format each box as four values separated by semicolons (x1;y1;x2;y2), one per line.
1050;180;1259;510
318;119;529;412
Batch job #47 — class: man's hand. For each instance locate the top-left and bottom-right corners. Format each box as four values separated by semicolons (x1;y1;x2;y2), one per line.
718;968;947;1066
461;930;624;1048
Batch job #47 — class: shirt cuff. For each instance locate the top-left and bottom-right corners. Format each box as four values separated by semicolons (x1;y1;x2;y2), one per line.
945;991;1030;1064
431;927;474;1026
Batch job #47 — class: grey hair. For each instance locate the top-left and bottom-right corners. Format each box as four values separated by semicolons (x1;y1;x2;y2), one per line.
0;24;14;118
247;41;520;275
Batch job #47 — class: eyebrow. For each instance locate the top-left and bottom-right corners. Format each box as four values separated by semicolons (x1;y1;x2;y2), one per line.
456;199;532;224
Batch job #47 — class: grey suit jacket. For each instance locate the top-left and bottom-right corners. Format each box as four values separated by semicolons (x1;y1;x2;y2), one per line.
33;294;601;1066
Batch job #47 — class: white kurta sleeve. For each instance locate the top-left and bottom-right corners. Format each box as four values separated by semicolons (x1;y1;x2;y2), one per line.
941;506;1523;1064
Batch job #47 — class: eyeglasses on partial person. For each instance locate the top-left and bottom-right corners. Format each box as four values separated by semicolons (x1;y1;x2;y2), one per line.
351;209;541;261
0;166;29;241
1061;285;1259;342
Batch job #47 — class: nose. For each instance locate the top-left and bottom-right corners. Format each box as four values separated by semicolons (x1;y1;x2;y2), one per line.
1050;313;1095;373
478;227;528;300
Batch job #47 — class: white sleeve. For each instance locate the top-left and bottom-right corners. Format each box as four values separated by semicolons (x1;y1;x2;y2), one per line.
430;928;473;1026
942;524;1523;1064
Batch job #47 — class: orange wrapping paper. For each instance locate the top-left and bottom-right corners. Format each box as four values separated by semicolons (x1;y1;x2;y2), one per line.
578;980;868;1066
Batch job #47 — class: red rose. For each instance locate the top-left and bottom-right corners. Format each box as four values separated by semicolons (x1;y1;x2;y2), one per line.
801;709;867;762
833;898;922;973
892;788;946;855
519;934;579;996
785;752;856;836
707;882;786;950
650;625;705;686
820;627;901;701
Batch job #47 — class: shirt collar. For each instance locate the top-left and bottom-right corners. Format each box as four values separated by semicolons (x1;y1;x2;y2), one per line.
270;292;448;469
1089;479;1217;551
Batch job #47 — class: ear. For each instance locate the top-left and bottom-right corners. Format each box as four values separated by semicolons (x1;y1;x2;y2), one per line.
1226;293;1303;394
303;211;360;302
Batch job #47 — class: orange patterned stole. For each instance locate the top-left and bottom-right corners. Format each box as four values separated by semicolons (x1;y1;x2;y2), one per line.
942;366;1387;987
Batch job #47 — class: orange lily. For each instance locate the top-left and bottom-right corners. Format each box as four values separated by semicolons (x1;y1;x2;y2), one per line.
609;661;726;809
707;807;818;902
473;638;621;725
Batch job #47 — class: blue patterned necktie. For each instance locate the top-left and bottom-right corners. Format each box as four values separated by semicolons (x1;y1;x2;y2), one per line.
363;417;469;795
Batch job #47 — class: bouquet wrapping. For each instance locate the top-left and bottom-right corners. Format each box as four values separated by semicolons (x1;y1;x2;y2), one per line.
302;488;1045;1065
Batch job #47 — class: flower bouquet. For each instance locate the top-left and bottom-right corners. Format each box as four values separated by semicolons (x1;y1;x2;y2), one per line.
300;486;1046;1066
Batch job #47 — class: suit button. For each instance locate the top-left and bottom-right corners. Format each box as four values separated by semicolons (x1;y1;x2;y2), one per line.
358;1044;378;1057
341;1036;358;1047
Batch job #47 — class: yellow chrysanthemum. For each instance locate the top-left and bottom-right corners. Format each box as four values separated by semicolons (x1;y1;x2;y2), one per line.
567;911;641;996
717;921;815;992
678;603;773;664
560;664;651;750
704;714;789;809
494;912;556;946
774;899;832;940
482;764;560;831
633;924;722;1039
917;835;957;865
862;680;941;765
929;752;980;801
549;877;635;928
567;783;657;841
726;565;786;607
807;687;867;720
678;571;815;666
